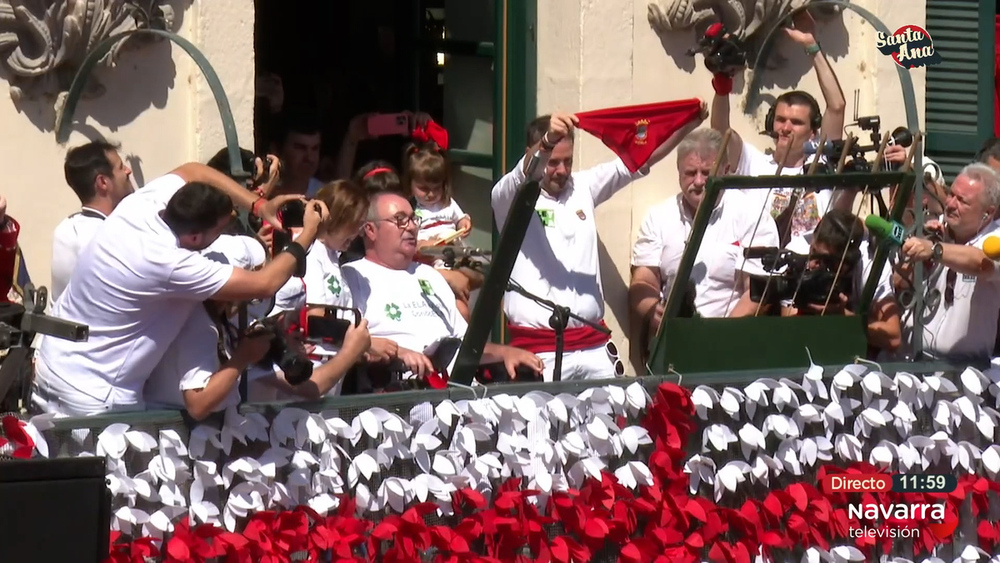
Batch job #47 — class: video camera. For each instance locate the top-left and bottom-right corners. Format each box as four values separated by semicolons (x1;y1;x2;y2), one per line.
687;24;747;76
248;312;314;386
0;285;90;412
805;124;912;177
743;247;853;310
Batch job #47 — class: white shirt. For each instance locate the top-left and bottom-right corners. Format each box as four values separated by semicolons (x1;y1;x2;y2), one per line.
342;258;467;362
492;156;642;329
50;207;107;302
303;242;352;359
34;173;234;414
416;199;468;242
143;306;239;412
785;234;894;310
736;143;833;240
632;191;780;318
902;221;1000;361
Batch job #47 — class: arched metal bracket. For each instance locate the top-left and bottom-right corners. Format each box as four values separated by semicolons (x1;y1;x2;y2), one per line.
743;0;927;358
54;29;250;182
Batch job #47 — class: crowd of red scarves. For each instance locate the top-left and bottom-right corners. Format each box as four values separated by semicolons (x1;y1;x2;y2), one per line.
78;382;1000;563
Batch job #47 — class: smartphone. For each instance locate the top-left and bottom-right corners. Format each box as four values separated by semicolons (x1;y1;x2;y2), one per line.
305;305;361;345
278;200;305;229
367;113;411;137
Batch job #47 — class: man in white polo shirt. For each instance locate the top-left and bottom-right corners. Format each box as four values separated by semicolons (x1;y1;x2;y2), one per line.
492;107;705;381
51;140;134;302
33;160;329;416
342;192;543;381
629;128;779;369
897;163;1000;363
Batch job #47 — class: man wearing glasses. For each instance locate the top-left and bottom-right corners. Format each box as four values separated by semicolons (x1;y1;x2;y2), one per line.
341;192;544;381
897;163;1000;363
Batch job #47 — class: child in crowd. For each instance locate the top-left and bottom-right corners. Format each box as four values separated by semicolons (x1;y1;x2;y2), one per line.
403;143;480;320
405;143;472;246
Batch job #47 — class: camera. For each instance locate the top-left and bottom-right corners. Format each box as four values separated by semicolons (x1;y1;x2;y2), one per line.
744;247;854;310
304;305;361;346
248;314;313;386
687;24;747;75
804;125;912;180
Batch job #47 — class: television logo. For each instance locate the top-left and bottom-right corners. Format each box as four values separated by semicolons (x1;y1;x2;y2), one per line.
876;25;942;68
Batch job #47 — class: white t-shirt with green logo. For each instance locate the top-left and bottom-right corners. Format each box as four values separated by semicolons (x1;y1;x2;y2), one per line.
342;258;468;357
303;242;352;358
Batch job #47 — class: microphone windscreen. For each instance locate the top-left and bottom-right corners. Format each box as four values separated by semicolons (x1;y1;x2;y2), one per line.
983;236;1000;260
865;214;906;246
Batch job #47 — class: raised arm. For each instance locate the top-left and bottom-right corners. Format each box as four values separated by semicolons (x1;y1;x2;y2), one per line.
787;12;846;141
710;70;744;174
171;160;303;230
213;201;330;301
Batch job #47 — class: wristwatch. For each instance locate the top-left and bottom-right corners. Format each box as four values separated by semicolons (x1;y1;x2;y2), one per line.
932;242;944;261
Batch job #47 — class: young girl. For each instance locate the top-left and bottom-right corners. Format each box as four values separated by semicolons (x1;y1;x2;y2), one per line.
404;144;472;245
403;143;480;319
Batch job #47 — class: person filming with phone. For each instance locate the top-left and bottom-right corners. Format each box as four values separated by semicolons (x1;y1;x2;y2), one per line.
32;157;332;416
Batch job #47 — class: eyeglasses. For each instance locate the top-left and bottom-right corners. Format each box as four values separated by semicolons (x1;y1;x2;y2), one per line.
606;341;625;377
375;214;422;229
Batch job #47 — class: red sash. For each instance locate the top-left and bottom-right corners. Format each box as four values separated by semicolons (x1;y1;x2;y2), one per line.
507;321;610;354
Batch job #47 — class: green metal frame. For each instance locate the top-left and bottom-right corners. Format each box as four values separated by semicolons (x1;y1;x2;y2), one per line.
54;29;249;182
646;171;914;375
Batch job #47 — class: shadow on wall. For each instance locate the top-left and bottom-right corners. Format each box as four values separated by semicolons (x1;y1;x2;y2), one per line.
1;0;192;134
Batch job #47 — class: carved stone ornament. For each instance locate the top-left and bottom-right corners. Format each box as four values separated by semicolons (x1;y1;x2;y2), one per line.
647;0;845;69
0;0;177;104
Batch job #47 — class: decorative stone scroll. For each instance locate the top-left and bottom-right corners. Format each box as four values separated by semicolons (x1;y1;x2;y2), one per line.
0;0;179;104
647;0;846;68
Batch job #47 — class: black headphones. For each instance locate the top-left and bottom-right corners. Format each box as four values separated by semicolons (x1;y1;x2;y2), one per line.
763;90;823;136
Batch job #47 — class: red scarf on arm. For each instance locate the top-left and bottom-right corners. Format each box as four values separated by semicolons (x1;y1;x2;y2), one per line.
575;98;703;172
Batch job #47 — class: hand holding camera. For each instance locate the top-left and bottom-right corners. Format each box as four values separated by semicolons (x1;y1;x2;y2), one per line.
253;154;281;197
232;330;273;366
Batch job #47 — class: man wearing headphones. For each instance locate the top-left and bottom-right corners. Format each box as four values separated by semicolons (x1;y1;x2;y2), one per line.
710;12;848;245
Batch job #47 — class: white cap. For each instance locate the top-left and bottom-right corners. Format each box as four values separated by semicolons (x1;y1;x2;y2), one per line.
203;234;267;270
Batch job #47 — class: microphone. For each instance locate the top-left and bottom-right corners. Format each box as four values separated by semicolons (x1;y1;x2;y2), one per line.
983;236;1000;260
864;215;907;246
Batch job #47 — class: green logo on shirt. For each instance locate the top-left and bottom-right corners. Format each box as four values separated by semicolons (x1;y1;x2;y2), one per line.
327;275;342;296
385;303;402;321
537;209;555;227
418;279;434;296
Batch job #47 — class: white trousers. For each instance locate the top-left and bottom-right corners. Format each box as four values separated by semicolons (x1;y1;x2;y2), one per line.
536;344;619;382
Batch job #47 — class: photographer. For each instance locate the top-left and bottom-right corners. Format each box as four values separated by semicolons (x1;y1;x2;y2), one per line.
33;159;331;416
731;209;901;352
143;235;273;420
710;12;849;242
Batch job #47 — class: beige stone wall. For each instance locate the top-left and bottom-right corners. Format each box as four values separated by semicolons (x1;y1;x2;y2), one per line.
0;0;256;296
537;0;927;374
